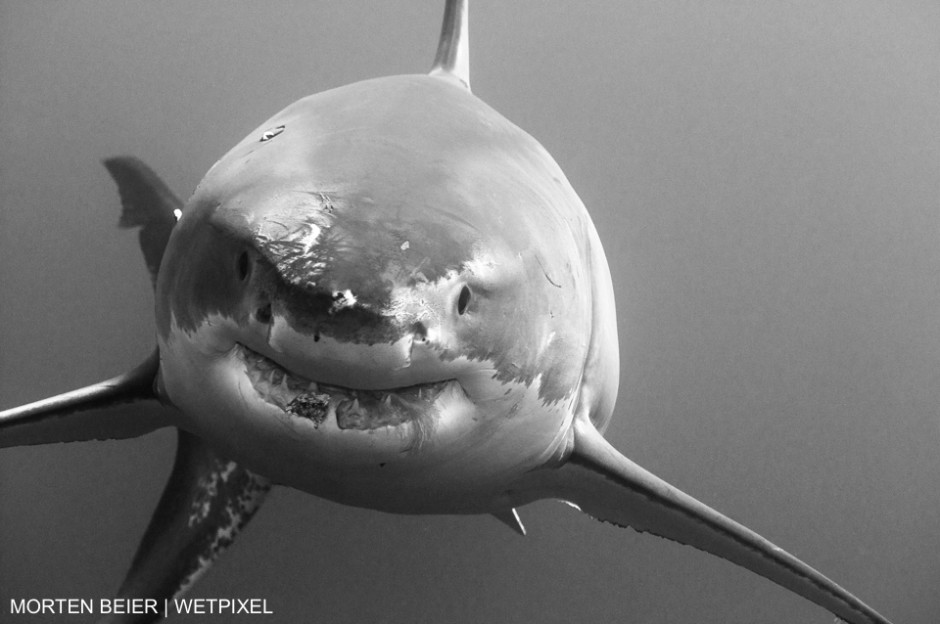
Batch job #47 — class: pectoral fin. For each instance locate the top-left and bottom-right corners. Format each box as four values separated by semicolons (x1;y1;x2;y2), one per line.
100;430;271;624
532;417;892;624
0;351;168;447
0;157;181;448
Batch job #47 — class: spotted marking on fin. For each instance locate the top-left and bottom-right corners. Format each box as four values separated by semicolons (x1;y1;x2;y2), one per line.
176;458;271;598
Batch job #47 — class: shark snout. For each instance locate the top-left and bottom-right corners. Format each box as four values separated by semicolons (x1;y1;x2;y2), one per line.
225;225;479;391
234;283;479;392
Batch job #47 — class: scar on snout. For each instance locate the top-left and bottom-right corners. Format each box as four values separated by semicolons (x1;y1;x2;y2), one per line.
535;255;562;288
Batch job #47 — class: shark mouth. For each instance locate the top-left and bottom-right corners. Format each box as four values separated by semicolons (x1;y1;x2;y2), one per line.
238;344;451;434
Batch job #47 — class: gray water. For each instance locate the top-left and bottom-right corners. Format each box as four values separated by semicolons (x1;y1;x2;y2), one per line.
1;2;938;622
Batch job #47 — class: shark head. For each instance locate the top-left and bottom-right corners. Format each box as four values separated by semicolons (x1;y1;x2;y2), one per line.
155;74;619;513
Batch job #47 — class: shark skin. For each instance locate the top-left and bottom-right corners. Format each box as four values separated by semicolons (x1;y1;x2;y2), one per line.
0;2;896;623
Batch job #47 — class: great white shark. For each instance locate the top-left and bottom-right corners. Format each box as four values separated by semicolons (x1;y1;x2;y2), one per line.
0;2;893;623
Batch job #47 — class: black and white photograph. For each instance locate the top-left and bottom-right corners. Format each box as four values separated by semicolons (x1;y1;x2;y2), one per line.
1;2;937;622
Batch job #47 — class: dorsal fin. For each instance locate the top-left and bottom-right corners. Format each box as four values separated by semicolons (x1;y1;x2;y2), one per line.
429;0;470;90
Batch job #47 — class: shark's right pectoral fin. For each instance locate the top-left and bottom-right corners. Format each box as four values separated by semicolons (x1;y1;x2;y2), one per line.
532;417;892;624
99;429;271;624
0;351;171;447
1;157;181;448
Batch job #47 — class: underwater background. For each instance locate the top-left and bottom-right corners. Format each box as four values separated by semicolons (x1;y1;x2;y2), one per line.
1;1;938;622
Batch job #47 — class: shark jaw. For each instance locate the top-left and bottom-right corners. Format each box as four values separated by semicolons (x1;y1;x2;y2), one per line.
156;311;576;513
238;342;454;444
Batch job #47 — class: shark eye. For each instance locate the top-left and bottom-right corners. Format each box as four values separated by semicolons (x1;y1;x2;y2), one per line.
456;285;472;315
236;251;251;282
255;303;273;324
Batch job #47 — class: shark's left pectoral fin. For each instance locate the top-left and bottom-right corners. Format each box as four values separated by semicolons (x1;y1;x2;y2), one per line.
102;429;271;624
530;417;892;624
